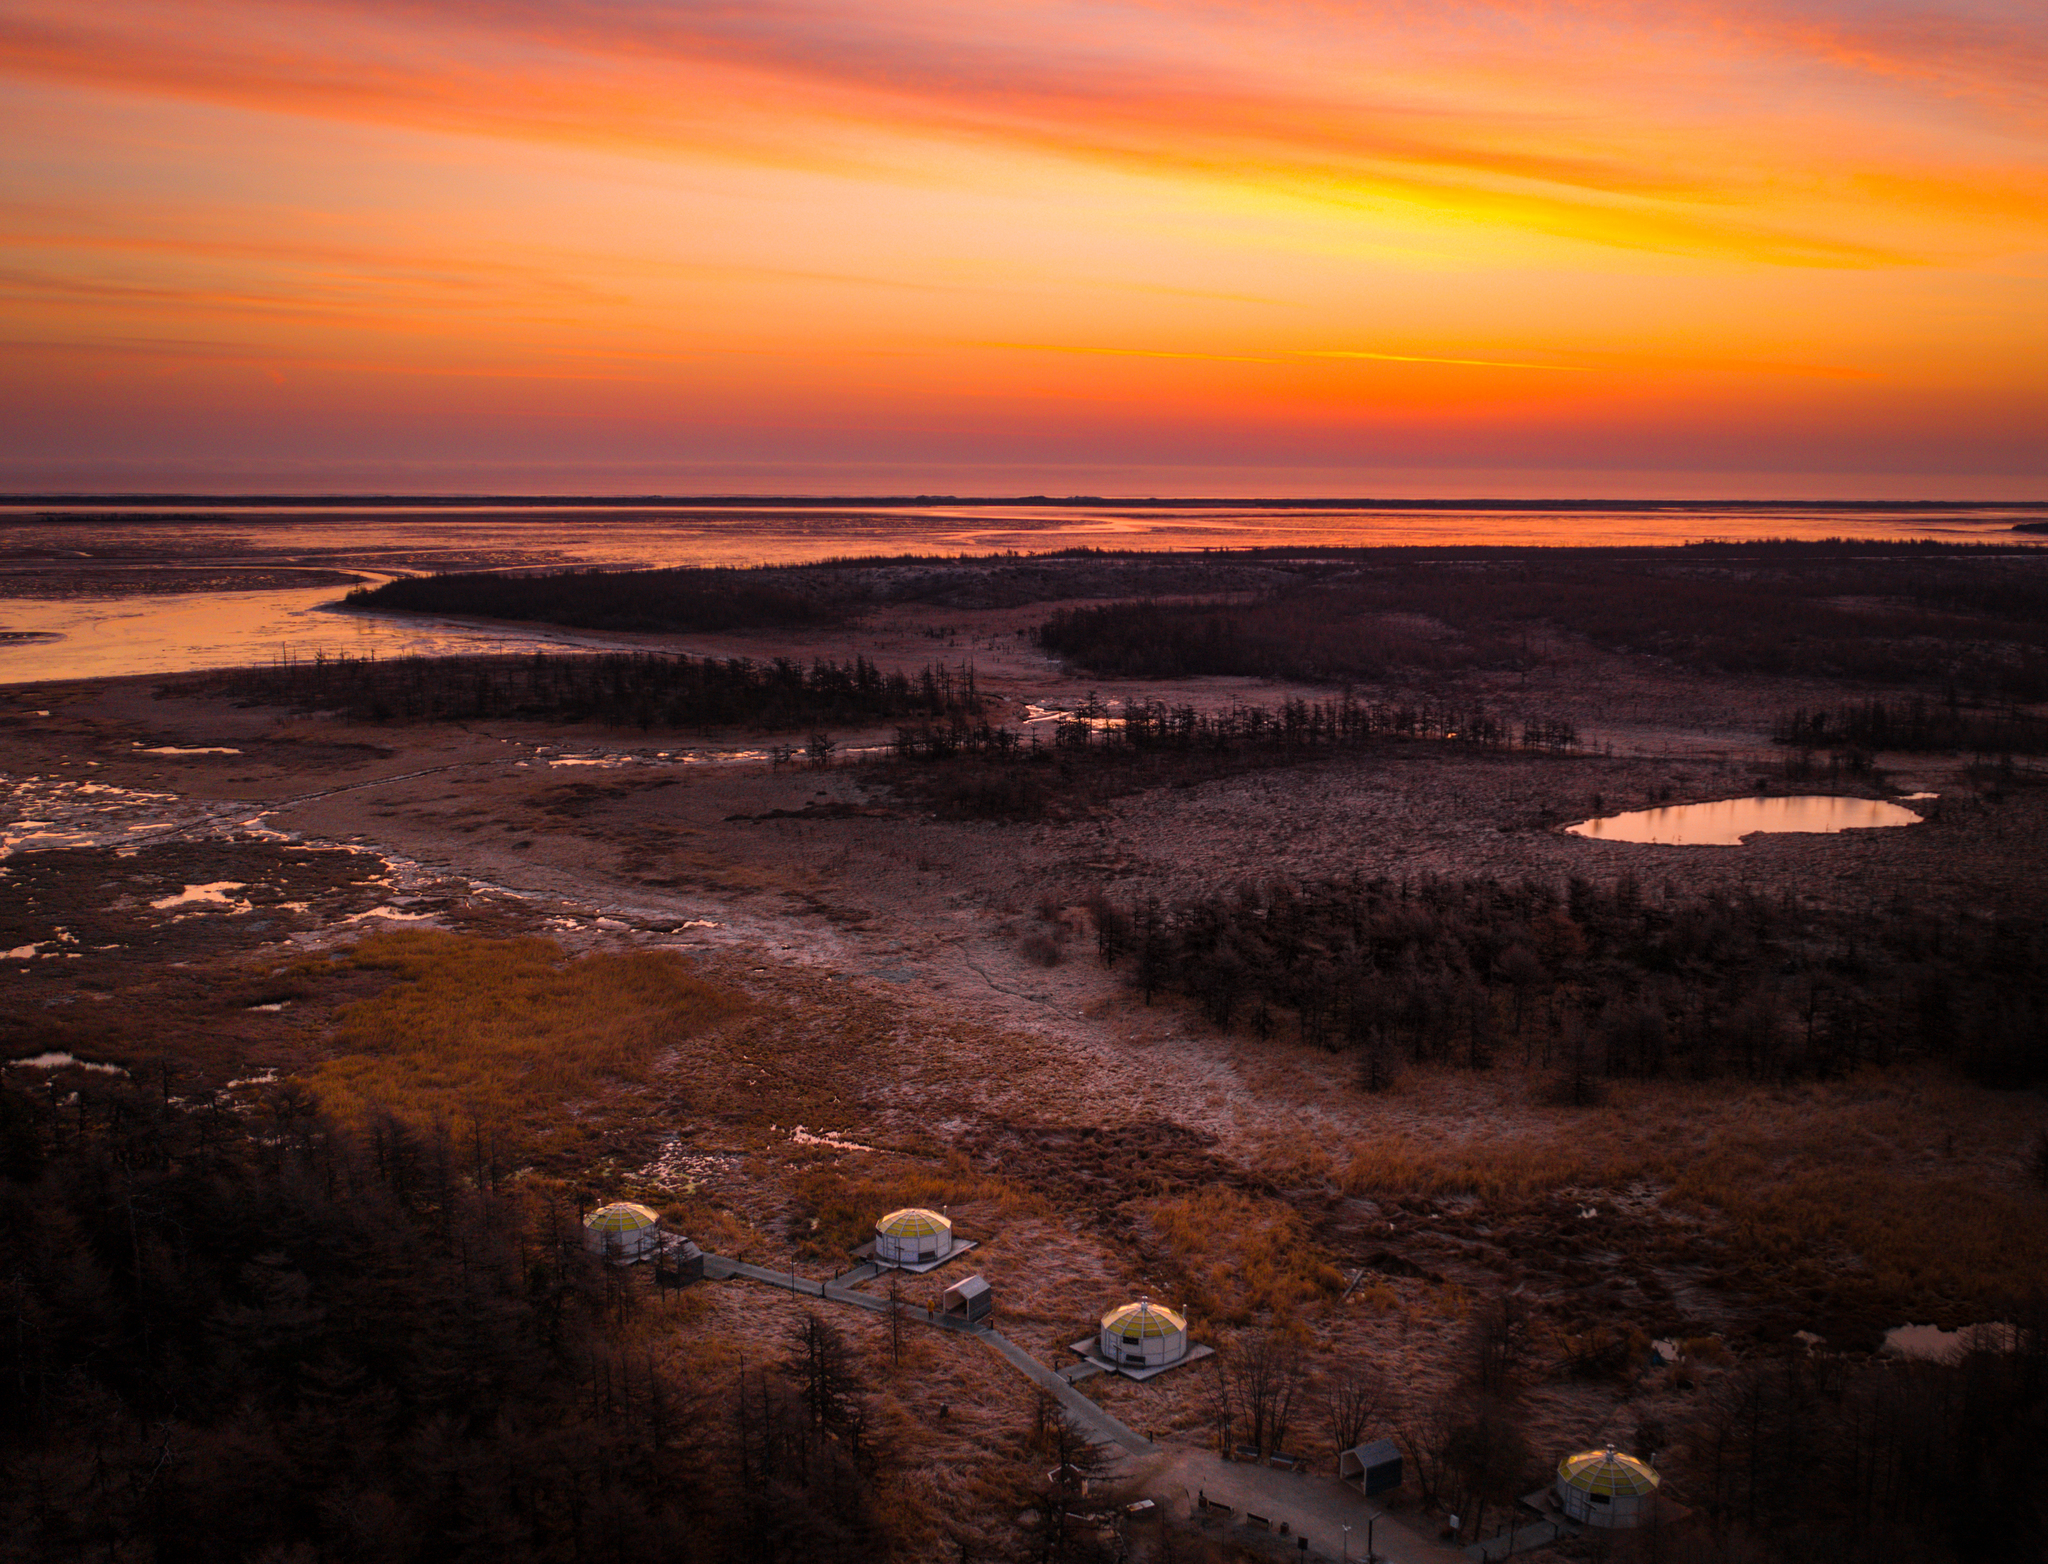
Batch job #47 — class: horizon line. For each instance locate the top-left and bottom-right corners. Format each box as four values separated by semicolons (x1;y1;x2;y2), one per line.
7;493;2046;512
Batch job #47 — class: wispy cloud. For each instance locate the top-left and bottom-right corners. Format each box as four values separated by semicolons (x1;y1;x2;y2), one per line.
1303;349;1595;372
4;1;2041;262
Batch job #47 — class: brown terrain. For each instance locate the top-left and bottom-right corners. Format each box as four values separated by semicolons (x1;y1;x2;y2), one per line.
5;574;2047;1563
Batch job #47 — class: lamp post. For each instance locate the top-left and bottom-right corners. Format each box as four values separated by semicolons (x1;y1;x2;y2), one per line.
1341;1523;1352;1562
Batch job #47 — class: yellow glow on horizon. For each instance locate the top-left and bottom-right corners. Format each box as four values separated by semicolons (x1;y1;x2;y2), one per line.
0;0;2044;493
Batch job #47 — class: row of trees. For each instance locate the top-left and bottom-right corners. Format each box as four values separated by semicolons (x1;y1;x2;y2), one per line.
178;650;983;730
348;568;837;634
1082;873;2048;1087
1775;696;2048;757
891;695;1575;763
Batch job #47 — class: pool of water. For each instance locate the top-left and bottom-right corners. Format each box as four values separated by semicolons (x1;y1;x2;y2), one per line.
1566;795;1923;846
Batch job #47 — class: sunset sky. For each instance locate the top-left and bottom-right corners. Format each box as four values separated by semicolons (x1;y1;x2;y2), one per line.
3;0;2045;496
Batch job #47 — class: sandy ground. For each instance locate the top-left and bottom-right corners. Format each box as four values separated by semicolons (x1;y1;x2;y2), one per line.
5;605;2044;1558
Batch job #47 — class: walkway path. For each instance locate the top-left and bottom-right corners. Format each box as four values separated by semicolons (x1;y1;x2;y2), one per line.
1137;1450;1466;1564
980;1328;1155;1456
699;1252;1155;1457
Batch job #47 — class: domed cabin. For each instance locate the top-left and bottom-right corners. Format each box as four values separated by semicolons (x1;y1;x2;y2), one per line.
1556;1447;1660;1528
583;1201;661;1263
1099;1300;1187;1370
874;1207;951;1267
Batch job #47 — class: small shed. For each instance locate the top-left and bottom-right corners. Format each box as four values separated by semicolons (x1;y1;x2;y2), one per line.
1099;1300;1187;1368
1556;1447;1660;1528
942;1274;993;1325
874;1207;952;1266
1340;1438;1403;1496
583;1201;661;1262
656;1237;705;1288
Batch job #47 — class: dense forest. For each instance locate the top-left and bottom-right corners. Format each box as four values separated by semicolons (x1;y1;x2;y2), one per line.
1083;872;2048;1089
1037;546;2048;695
175;651;983;730
0;1075;1078;1564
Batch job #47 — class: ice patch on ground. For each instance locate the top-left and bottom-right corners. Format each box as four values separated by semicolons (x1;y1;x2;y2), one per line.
3;773;197;857
638;1139;741;1191
135;745;240;756
5;929;79;958
790;1125;878;1153
6;1051;128;1075
150;881;251;910
1884;1322;2015;1361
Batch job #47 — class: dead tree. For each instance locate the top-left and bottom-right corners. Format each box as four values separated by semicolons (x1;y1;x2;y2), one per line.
1325;1362;1389;1454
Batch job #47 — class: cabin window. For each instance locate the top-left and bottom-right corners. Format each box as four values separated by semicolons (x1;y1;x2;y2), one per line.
1590;1494;1611;1505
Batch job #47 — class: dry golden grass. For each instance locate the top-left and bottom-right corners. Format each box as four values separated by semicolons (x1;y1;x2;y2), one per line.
1140;1187;1344;1324
304;930;738;1138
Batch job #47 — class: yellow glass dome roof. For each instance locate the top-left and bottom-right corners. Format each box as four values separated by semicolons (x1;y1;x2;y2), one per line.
1557;1449;1659;1497
1102;1301;1185;1337
877;1207;949;1239
585;1202;660;1234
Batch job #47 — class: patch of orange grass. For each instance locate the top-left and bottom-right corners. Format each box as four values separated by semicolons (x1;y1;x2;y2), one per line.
306;930;738;1134
1140;1187;1343;1325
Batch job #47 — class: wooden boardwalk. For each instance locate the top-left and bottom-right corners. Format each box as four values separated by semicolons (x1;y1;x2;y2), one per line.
698;1252;1155;1456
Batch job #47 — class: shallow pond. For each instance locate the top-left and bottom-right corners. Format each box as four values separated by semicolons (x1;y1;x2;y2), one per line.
1567;794;1923;846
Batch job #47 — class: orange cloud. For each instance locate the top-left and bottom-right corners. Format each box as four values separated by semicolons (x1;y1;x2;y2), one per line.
3;1;2041;263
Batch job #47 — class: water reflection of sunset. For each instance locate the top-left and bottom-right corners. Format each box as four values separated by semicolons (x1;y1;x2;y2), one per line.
2;1;2044;495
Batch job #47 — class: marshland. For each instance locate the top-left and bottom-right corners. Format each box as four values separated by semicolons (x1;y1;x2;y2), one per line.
4;527;2046;1563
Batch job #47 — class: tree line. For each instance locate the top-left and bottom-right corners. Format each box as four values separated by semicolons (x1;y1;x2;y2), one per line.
348;568;839;633
893;695;1574;761
174;651;983;730
1081;872;2048;1088
1775;696;2048;757
883;696;1576;820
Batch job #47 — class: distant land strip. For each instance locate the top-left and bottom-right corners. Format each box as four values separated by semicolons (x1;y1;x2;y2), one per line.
8;494;2048;513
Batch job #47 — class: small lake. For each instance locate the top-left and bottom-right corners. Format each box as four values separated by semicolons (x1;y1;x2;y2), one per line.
1567;795;1924;846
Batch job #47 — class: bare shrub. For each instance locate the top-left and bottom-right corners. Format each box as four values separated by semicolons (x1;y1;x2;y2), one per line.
1020;931;1063;967
1324;1363;1389;1454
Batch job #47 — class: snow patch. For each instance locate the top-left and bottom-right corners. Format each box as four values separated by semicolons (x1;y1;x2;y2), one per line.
7;1052;128;1075
790;1125;879;1153
150;881;250;910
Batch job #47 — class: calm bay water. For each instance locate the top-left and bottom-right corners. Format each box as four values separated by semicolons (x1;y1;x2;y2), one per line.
1;501;2042;683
